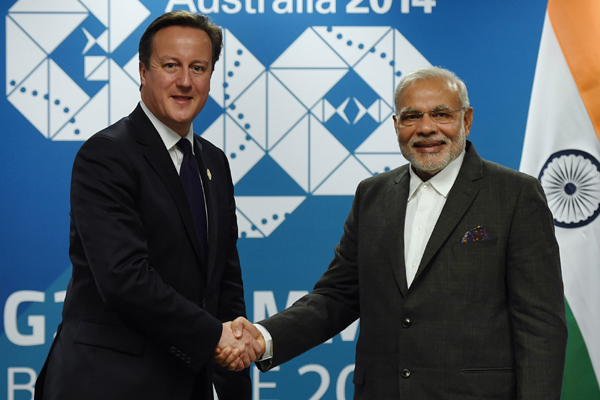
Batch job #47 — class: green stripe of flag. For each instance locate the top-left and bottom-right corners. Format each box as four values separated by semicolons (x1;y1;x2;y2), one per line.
562;301;600;399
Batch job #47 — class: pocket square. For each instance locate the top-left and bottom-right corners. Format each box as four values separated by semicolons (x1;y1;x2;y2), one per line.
461;226;490;243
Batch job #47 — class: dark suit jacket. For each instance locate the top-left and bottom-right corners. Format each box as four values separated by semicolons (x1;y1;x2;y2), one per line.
258;141;567;399
35;104;250;400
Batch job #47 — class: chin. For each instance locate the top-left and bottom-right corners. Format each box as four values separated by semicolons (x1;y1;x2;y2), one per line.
169;115;193;124
414;156;450;172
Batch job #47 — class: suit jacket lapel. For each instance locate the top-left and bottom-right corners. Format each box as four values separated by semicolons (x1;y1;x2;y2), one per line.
193;136;218;284
388;166;410;297
129;105;207;277
412;141;484;285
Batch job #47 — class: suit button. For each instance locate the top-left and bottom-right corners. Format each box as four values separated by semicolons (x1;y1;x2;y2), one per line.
401;368;411;378
186;357;192;363
402;318;411;328
170;347;177;354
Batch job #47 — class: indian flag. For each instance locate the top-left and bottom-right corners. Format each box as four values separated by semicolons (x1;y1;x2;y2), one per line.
520;0;600;398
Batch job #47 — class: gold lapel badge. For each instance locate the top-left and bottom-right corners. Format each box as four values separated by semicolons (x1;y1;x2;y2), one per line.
207;169;212;180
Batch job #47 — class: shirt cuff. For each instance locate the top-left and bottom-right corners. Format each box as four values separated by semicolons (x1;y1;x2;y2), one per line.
255;323;273;361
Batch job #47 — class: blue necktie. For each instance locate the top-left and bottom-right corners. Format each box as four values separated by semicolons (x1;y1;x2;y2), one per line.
176;139;208;267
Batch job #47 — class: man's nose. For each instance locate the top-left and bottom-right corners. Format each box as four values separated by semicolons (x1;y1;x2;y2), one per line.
177;68;192;87
416;112;438;134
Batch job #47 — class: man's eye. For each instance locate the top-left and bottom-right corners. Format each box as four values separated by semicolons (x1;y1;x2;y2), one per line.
432;112;451;118
164;63;176;69
401;113;420;121
192;66;204;72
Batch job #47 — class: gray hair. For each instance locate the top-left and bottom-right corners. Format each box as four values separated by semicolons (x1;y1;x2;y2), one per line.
393;66;470;113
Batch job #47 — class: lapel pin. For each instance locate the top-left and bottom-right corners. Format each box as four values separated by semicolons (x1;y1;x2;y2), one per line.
207;169;212;180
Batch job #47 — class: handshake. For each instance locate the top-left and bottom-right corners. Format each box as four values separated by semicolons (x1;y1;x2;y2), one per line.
213;317;266;371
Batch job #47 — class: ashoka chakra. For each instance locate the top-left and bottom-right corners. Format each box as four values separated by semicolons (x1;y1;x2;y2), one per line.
538;150;600;228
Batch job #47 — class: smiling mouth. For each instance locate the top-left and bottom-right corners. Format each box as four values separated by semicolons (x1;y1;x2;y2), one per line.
172;95;193;101
414;140;446;148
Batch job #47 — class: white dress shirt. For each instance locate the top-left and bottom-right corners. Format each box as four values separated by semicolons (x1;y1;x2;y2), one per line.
139;100;194;173
404;151;465;288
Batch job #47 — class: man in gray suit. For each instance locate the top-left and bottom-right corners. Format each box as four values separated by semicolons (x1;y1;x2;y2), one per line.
218;66;568;399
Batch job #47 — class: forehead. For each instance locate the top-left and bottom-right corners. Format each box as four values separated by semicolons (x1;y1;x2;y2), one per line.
397;77;461;110
151;25;211;57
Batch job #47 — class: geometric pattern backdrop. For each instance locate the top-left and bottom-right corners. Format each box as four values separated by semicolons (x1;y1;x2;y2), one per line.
6;0;433;238
3;1;566;399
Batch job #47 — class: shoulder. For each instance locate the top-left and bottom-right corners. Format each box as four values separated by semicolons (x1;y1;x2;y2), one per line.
94;115;136;143
360;164;409;187
480;158;541;188
194;134;230;170
80;102;155;153
82;104;153;151
196;134;224;156
352;163;409;200
474;158;548;211
74;116;139;169
463;141;539;187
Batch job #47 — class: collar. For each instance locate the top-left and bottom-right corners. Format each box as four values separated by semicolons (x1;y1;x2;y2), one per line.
139;100;195;152
408;150;466;200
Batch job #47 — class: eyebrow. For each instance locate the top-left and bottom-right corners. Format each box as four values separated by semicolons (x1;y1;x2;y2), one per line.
399;105;453;114
157;54;210;64
399;107;418;114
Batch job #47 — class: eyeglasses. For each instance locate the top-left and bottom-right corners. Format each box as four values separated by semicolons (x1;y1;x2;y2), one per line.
396;107;467;127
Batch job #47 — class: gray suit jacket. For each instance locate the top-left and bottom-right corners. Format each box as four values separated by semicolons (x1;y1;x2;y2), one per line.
258;141;567;399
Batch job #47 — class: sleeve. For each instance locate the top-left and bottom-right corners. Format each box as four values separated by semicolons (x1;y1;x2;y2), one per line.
506;176;568;399
70;135;223;372
256;184;363;370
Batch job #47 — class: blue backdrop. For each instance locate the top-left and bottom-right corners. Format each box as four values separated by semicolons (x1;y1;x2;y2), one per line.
1;1;548;399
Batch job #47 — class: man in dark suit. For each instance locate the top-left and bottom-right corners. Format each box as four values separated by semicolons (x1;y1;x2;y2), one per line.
34;11;259;400
220;66;568;399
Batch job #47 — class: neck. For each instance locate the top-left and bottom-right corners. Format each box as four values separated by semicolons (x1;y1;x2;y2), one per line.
412;165;439;181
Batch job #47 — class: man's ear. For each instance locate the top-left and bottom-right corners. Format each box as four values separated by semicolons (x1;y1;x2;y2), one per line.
139;61;147;87
463;107;474;137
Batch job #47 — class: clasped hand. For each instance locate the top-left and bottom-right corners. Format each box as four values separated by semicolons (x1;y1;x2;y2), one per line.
213;317;265;371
